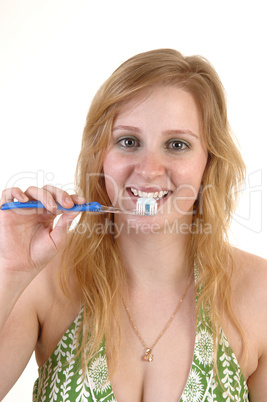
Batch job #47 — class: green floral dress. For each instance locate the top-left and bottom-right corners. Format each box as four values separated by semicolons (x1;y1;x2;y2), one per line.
33;304;249;401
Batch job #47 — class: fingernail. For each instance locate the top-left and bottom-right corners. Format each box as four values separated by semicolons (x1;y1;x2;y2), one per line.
65;196;72;204
77;196;86;202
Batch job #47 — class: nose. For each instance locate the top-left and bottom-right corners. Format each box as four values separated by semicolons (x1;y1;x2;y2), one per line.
135;151;166;181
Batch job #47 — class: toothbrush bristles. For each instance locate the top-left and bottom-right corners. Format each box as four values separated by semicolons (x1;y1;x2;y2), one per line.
136;197;158;216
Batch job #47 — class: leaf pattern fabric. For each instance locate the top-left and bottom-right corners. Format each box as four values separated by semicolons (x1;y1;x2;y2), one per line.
33;305;249;401
180;316;249;401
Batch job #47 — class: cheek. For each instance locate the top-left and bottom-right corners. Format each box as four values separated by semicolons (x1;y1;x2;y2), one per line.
103;152;132;203
170;157;207;213
171;159;206;188
103;154;117;203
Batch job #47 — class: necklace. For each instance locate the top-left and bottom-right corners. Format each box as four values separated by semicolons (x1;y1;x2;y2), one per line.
122;272;193;362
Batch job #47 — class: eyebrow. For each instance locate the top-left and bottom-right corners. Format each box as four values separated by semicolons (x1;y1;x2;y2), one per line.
113;125;142;133
113;125;199;139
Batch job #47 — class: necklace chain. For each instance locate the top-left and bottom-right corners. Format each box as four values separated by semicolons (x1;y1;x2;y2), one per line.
122;272;193;362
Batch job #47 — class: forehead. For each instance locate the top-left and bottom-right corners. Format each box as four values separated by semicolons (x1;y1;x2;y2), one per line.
113;86;202;135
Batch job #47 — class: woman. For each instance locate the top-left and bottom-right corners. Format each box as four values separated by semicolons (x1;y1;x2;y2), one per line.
0;49;266;401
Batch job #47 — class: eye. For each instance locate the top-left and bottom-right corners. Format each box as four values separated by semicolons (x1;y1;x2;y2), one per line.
117;137;140;148
166;139;190;151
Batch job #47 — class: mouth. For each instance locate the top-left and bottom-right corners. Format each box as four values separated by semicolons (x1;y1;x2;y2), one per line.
128;187;170;200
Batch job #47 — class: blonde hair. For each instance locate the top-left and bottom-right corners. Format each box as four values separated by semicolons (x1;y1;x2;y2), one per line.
60;49;246;369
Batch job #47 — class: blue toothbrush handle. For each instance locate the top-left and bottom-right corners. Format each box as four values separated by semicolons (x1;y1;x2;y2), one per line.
1;201;102;212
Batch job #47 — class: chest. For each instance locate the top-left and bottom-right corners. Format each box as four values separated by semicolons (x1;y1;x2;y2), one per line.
34;306;250;402
107;309;196;402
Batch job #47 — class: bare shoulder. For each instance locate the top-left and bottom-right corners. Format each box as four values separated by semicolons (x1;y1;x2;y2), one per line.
232;247;267;293
231;247;267;323
232;246;267;268
231;247;267;398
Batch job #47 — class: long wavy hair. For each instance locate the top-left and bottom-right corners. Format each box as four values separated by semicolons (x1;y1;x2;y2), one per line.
60;49;246;370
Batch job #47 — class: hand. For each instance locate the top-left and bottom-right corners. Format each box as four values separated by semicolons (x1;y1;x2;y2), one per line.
0;185;85;279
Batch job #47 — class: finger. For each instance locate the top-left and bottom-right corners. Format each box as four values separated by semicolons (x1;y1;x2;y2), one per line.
0;187;29;206
70;194;86;204
24;187;85;215
52;194;86;217
49;211;79;250
42;185;76;210
24;186;57;214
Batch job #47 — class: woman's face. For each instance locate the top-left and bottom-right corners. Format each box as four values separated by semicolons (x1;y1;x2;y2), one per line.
103;86;208;231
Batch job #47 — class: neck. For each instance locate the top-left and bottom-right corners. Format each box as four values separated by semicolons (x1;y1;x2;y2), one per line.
115;219;192;293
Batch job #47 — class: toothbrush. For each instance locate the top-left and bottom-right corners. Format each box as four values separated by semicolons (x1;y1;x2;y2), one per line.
1;197;158;216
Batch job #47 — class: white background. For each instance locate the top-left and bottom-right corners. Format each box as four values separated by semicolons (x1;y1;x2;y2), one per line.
1;0;266;400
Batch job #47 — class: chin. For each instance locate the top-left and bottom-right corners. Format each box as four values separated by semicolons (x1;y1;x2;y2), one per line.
116;211;193;238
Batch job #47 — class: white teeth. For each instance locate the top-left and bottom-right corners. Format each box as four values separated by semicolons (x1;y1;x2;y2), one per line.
130;188;169;199
131;188;138;196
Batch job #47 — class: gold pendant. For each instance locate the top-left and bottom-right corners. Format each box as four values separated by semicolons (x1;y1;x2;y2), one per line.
144;348;153;362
